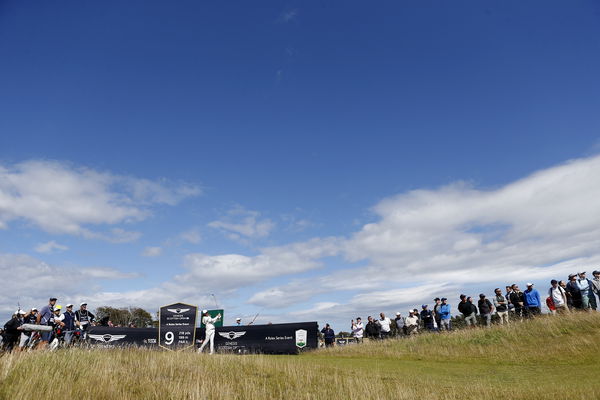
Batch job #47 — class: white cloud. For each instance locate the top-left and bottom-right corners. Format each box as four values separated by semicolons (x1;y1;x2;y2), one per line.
0;160;200;238
142;246;162;257
34;240;69;254
208;206;275;240
278;9;298;23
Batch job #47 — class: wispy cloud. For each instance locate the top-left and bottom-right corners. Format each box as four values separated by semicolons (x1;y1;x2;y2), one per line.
208;206;275;242
34;241;68;254
278;8;298;23
0;160;200;239
141;246;162;257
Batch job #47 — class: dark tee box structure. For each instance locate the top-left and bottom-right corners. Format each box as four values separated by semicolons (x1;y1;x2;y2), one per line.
87;321;318;354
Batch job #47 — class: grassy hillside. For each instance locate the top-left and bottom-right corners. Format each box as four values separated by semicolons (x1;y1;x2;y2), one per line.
1;312;599;400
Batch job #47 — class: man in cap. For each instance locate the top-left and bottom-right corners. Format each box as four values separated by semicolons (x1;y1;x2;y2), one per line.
405;310;419;335
75;302;95;337
439;298;452;331
577;272;596;311
478;294;494;327
351;317;364;343
2;310;25;351
198;309;221;354
394;312;405;336
420;305;435;332
62;304;77;345
36;297;57;349
433;298;442;330
493;288;509;324
235;317;242;326
592;271;600;305
18;308;38;351
523;283;541;316
566;274;583;309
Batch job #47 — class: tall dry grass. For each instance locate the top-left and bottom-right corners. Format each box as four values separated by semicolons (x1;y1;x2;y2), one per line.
1;312;599;400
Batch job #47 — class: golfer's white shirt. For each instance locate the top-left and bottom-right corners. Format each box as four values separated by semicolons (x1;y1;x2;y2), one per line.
202;315;219;331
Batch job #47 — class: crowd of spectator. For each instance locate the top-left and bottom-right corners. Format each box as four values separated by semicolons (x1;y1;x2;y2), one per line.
1;297;95;351
320;271;600;344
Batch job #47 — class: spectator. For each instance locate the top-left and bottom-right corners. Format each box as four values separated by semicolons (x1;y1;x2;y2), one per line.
394;312;405;336
493;288;509;325
592;271;600;305
365;316;380;340
560;280;573;309
505;286;514;312
351;317;364;344
439;298;451;331
577;272;597;311
378;313;392;339
566;274;583;310
405;310;419;335
433;298;442;330
36;297;57;349
62;304;77;345
458;295;477;328
548;280;569;314
75;303;95;335
235;317;242;326
523;283;541;316
478;294;494;327
420;305;435;332
18;308;38;351
2;310;25;351
321;323;335;347
509;284;526;318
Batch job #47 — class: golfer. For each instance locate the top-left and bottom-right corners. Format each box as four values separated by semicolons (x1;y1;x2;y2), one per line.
198;310;221;354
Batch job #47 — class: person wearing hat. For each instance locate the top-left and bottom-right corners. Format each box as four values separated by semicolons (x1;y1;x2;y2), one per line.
235;317;242;326
577;272;597;311
433;298;442;330
36;297;57;349
523;283;541;316
478;294;494;327
420;305;436;332
198;310;221;354
566;274;583;310
18;308;38;351
394;312;405;337
62;304;77;345
405;310;419;335
439;298;452;331
2;310;26;351
493;288;509;325
351;317;364;343
75;302;95;337
320;323;336;347
592;271;600;305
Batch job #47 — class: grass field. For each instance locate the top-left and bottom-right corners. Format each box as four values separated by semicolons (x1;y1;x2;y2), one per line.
1;312;599;400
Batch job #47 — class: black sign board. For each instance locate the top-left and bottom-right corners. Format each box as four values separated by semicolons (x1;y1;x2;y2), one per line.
158;302;197;350
87;321;318;354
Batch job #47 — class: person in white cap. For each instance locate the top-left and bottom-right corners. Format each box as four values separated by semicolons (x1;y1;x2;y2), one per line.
198;310;221;354
235;317;242;326
394;312;405;336
523;283;541;316
405;310;419;335
75;302;95;338
2;310;26;351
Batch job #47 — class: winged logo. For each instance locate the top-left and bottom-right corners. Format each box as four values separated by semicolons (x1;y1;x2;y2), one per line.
89;334;127;343
167;308;190;314
218;331;246;340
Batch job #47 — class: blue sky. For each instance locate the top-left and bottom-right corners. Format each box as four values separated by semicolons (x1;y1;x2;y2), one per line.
1;1;600;328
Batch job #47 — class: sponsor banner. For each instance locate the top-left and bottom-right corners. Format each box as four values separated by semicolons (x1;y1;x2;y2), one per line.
87;322;318;354
159;302;198;350
87;327;158;346
200;322;318;354
200;309;224;328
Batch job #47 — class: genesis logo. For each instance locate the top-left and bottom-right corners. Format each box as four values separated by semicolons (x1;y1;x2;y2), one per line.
218;331;246;340
89;334;127;343
167;308;190;314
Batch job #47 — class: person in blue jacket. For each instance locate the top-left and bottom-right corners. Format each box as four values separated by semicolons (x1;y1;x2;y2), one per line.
321;323;335;347
523;283;541;316
439;298;452;331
